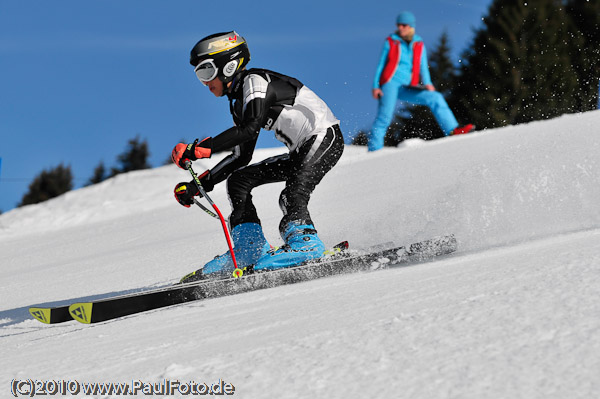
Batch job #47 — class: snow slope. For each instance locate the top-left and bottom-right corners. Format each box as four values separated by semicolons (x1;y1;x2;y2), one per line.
1;111;600;398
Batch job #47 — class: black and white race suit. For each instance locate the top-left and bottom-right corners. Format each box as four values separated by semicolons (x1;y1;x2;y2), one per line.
206;68;344;233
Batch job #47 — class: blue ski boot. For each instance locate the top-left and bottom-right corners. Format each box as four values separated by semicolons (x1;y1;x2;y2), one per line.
180;223;270;282
254;221;326;272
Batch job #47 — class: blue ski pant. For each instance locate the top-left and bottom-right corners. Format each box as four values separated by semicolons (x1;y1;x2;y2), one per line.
368;82;459;151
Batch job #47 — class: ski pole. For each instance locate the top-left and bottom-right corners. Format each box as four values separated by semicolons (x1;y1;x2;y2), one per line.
193;198;218;218
185;161;242;277
178;139;216;218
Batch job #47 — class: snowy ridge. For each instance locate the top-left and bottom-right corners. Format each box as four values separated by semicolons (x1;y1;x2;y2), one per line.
1;111;600;398
0;149;288;237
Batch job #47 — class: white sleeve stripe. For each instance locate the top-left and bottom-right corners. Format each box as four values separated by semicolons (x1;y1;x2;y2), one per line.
244;90;266;103
242;74;269;114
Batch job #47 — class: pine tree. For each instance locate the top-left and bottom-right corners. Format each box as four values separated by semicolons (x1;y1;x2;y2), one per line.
385;111;409;145
565;0;600;111
429;30;456;96
351;130;369;146
86;161;107;186
110;136;151;177
19;163;73;206
398;106;445;141
450;0;582;129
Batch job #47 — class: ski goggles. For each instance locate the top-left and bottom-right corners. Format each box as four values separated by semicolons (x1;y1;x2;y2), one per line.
194;59;218;85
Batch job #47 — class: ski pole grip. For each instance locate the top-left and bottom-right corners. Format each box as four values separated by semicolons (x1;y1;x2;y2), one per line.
185;162;210;201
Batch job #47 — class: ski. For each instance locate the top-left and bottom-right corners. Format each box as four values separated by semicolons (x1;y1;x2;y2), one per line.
30;234;457;325
27;242;349;325
29;305;72;324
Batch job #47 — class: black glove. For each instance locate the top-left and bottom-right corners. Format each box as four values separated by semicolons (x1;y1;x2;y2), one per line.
174;181;199;208
173;171;214;208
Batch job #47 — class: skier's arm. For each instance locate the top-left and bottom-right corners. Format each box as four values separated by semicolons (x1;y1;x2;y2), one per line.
184;120;260;160
208;119;261;153
171;74;272;169
205;136;258;187
373;39;391;90
171;100;265;169
196;74;275;155
172;138;256;208
419;45;433;87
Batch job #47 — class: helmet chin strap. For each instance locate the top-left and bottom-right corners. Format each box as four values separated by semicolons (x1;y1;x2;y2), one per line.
217;77;230;97
222;71;242;96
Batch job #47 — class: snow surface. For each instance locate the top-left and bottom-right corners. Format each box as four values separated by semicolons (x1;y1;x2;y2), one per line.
1;111;600;398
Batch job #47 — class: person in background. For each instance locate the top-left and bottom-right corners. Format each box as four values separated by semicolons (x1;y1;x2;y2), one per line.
368;11;474;151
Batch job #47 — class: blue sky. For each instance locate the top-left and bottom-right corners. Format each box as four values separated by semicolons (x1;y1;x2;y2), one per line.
0;0;491;213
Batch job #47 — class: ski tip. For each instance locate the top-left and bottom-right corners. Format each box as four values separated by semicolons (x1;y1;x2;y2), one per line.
69;303;93;324
334;241;349;250
179;271;196;284
29;307;52;324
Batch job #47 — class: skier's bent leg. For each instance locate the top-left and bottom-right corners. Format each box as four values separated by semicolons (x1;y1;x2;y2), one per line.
253;220;326;272
187;167;272;280
201;222;270;276
255;126;343;271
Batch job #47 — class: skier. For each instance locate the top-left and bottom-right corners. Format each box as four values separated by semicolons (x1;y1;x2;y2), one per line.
368;11;474;151
171;32;344;281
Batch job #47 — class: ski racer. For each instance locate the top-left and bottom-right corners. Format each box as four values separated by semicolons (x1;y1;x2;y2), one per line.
171;32;344;281
368;11;474;151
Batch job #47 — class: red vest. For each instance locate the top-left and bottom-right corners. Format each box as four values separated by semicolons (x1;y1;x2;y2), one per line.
379;36;424;87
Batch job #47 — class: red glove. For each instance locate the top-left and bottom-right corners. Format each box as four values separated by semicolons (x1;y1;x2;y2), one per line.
171;138;212;169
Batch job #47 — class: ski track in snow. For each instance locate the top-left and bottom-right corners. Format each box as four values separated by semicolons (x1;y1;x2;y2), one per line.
1;111;600;398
